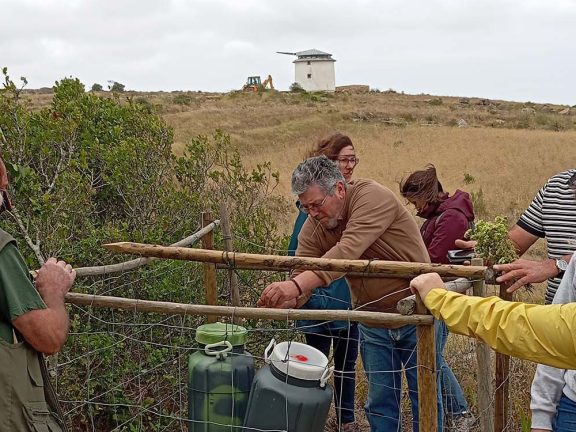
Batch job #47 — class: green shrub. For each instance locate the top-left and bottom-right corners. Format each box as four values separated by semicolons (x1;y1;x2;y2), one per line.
467;216;518;264
463;173;475;184
109;81;125;92
0;68;290;430
173;94;194;106
289;82;305;93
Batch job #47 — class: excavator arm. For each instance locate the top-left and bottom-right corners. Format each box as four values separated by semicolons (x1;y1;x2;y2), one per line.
262;75;274;90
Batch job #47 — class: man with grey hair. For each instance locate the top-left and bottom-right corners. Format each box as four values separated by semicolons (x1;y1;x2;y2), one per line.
259;155;443;432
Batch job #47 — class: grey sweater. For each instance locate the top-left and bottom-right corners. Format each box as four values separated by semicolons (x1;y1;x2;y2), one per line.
530;252;576;430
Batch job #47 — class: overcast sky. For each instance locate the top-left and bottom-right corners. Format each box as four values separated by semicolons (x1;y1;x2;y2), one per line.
1;0;574;104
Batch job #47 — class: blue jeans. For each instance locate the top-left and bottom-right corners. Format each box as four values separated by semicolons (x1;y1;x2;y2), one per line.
554;394;576;431
438;321;469;416
359;322;444;432
305;324;359;425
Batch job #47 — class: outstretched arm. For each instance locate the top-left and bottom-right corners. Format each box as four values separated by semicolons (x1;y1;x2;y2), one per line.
410;273;576;370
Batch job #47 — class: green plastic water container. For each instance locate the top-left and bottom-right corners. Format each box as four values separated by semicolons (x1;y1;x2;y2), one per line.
188;322;254;432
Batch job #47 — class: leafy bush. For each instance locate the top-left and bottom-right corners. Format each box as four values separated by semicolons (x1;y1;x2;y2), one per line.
289;82;305;93
173;94;194;106
0;68;290;430
91;83;103;92
466;216;518;264
109;81;125;92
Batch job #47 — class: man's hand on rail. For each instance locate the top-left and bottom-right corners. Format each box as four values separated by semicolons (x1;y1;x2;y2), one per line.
257;280;300;308
409;273;446;301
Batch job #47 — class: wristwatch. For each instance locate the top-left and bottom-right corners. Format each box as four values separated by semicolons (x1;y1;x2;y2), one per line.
555;258;568;278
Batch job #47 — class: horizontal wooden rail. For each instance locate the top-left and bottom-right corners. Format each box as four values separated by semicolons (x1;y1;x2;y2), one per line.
33;222;220;278
65;292;434;326
104;243;493;280
397;278;473;315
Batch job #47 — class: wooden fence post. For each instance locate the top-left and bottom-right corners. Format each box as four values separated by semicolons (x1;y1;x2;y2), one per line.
472;257;494;432
415;295;438;432
219;203;240;322
201;212;218;323
495;283;511;431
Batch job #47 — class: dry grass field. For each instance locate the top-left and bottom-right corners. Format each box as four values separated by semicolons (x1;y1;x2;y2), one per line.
22;87;576;430
156;90;576;235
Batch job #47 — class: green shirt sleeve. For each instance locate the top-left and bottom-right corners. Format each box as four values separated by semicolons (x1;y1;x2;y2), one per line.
0;243;46;343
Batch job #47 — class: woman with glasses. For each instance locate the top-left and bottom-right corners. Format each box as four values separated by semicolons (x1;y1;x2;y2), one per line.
287;133;360;432
400;164;475;431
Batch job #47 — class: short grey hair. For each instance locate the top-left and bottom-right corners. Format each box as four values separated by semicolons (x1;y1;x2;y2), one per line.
291;155;345;195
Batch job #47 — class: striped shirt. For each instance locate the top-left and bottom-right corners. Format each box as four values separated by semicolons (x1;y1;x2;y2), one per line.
517;169;576;303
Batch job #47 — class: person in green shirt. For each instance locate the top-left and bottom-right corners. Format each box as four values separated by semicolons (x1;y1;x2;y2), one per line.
0;156;76;431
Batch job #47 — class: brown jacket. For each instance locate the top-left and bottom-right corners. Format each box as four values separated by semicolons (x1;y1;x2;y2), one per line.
295;179;429;323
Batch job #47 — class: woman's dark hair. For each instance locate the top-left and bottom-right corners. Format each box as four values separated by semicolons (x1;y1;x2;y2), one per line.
307;133;354;160
399;164;444;204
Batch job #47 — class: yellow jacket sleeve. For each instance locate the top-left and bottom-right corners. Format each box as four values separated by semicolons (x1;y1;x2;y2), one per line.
424;289;576;370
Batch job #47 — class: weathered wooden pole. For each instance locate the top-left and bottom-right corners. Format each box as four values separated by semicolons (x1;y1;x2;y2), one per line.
103;243;491;280
64;292;434;326
471;257;494;432
415;293;438;432
219;203;241;323
72;222;220;277
495;283;512;432
201;212;218;323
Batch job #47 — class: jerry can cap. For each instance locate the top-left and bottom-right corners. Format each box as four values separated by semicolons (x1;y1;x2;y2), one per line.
195;322;248;346
265;340;333;385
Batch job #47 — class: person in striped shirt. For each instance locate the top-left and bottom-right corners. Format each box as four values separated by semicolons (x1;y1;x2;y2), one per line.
458;169;576;302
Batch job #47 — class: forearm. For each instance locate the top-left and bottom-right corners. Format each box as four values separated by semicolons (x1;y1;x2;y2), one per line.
424;290;576;369
292;271;325;297
508;225;538;256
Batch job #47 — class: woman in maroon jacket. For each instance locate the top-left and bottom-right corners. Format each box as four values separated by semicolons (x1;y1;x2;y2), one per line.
400;164;475;431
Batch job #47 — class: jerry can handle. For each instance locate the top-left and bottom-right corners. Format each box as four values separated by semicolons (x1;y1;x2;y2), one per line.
320;366;334;388
264;339;276;364
205;340;233;359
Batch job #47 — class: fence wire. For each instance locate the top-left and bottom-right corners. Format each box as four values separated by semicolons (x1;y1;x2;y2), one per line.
52;247;538;431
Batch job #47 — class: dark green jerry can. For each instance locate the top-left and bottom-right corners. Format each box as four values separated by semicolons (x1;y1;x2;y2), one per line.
188;322;254;431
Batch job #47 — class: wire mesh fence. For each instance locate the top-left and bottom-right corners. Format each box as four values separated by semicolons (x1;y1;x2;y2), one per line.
51;236;539;431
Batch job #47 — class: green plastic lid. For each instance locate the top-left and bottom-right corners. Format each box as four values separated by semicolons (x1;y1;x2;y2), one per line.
195;322;248;346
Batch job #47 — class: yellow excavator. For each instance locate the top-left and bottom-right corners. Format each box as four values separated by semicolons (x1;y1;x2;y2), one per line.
243;75;274;92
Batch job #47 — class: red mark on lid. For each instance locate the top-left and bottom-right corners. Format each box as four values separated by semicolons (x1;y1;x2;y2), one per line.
291;354;308;362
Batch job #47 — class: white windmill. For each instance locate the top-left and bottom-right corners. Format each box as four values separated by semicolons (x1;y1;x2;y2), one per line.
277;49;336;92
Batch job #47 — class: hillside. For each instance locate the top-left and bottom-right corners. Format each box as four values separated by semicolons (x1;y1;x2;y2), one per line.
23;88;576;230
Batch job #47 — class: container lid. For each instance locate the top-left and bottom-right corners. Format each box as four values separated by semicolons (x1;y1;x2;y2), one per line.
195;322;247;346
269;341;328;381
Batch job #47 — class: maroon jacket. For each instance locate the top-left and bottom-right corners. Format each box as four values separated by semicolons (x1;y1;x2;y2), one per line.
419;190;475;264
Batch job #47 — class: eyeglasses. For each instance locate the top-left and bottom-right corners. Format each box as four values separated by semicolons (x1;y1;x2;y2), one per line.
300;194;330;214
336;157;359;166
